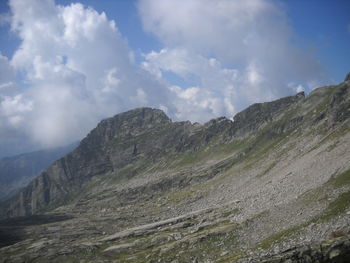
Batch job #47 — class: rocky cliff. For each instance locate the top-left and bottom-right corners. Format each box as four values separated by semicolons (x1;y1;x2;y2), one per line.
0;143;77;201
3;94;307;218
0;75;350;263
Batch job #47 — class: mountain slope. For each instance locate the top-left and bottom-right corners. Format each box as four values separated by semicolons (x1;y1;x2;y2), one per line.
0;143;77;201
0;75;350;262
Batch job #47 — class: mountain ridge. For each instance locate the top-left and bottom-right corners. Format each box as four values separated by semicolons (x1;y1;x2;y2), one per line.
1;76;350;263
2;92;308;218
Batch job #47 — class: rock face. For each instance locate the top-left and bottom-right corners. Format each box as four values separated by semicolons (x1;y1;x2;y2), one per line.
0;143;77;201
4;108;178;217
345;72;350;82
0;75;350;263
256;235;350;263
232;92;305;136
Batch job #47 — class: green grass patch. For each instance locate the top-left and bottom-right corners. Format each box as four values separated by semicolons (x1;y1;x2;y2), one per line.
315;190;350;222
306;122;350;155
327;169;350;188
257;162;277;177
242;134;284;170
256;223;308;250
168;136;250;169
167;188;200;204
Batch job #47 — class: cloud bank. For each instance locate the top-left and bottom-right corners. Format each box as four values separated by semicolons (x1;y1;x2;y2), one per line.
0;0;326;157
0;0;171;157
138;0;326;118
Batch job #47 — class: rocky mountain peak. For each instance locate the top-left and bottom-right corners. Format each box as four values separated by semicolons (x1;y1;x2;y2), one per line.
232;92;304;136
345;72;350;82
81;107;171;147
96;107;170;136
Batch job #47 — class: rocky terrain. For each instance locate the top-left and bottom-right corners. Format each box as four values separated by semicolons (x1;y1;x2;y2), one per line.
0;74;350;262
0;143;77;201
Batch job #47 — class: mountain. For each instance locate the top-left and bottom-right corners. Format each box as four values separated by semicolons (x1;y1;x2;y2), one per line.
0;143;78;201
0;74;350;262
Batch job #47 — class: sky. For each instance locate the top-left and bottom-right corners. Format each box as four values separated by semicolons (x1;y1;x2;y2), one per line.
0;0;349;158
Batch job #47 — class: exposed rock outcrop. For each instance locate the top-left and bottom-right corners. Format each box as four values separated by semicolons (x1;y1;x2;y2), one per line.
254;235;350;263
232;92;305;136
4;108;182;217
345;72;350;82
0;143;76;201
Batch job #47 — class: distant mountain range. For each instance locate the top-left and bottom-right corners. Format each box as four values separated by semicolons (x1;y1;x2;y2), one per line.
0;143;77;201
0;73;350;262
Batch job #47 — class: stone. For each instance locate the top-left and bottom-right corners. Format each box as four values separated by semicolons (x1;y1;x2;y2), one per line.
102;243;134;255
328;248;341;259
28;240;47;250
47;226;61;232
345;72;350;82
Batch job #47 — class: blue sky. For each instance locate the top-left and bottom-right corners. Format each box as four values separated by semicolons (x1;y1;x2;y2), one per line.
0;0;349;157
0;0;160;59
1;0;349;82
285;0;350;82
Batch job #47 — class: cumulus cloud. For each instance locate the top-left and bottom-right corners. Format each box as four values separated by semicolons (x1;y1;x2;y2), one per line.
0;0;327;157
138;0;323;76
138;0;326;120
0;53;30;156
0;0;172;157
142;48;238;120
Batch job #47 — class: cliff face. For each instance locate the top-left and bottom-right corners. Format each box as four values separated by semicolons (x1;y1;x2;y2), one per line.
3;93;309;218
232;92;305;136
0;143;76;201
4;108;176;216
1;76;350;263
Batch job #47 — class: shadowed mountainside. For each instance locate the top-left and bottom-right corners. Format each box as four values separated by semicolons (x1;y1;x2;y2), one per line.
0;143;77;201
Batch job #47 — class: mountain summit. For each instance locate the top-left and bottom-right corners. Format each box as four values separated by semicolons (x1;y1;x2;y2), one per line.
1;75;350;262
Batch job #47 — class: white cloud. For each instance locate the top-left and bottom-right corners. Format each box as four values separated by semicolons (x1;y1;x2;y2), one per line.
0;0;328;157
138;0;326;120
142;48;238;121
139;0;282;63
0;57;34;156
0;53;28;130
288;82;304;93
0;82;14;89
0;0;172;157
0;54;16;91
